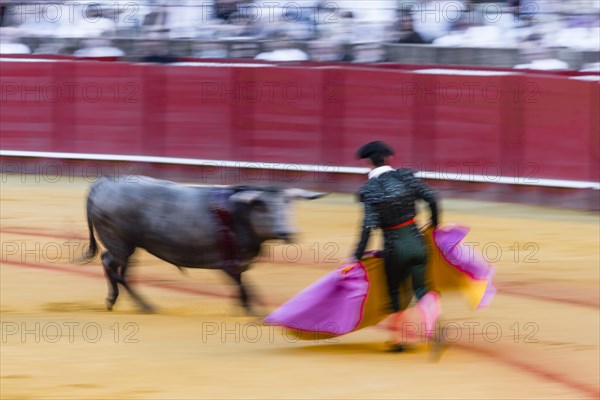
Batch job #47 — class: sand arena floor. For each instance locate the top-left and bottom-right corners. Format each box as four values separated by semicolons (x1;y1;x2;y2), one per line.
1;175;598;399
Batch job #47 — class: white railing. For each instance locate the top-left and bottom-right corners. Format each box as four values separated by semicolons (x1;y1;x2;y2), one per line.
1;149;598;190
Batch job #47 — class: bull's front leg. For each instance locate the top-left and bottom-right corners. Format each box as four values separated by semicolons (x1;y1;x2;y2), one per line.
222;264;252;315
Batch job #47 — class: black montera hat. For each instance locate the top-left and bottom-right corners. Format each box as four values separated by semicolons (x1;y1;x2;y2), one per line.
356;141;395;159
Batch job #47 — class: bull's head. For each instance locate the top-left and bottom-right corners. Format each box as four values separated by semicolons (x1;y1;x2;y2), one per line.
229;187;327;242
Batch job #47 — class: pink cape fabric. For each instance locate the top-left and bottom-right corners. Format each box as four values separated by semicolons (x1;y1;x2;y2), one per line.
433;225;497;309
263;261;369;336
264;225;496;336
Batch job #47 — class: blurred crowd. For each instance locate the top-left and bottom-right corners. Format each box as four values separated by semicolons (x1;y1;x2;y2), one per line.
0;0;599;68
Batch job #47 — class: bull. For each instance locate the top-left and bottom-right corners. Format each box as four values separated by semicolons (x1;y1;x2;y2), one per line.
83;175;326;313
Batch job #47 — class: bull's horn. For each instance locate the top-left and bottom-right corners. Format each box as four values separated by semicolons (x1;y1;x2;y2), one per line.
229;190;263;203
285;188;328;200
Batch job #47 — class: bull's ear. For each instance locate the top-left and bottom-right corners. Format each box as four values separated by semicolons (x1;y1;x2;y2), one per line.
229;190;263;204
284;188;328;200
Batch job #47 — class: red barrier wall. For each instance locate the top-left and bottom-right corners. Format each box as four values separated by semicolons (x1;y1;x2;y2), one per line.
522;76;598;181
163;65;235;159
1;60;57;151
71;62;145;154
1;60;599;185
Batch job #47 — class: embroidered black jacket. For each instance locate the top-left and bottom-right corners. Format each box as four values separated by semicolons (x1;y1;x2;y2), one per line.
354;168;439;259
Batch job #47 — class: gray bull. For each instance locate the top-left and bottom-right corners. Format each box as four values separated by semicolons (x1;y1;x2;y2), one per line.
83;176;326;313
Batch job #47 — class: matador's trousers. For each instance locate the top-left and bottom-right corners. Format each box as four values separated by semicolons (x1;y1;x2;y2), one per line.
382;223;430;313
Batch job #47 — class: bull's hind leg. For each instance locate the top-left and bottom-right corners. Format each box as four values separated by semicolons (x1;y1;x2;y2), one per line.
117;262;155;313
102;250;154;313
101;251;120;310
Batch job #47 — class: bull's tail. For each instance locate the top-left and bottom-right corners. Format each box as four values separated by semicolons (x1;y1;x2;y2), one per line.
82;186;99;262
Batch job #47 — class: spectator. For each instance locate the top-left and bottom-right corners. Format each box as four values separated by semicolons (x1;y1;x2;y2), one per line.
214;0;239;22
73;38;125;57
138;39;178;63
396;11;425;44
0;27;31;54
308;39;344;62
14;2;60;37
280;8;314;41
260;11;312;42
224;11;263;39
0;0;7;27
66;5;117;38
313;0;336;39
412;0;467;43
141;5;169;36
164;1;209;39
194;20;222;40
254;32;308;61
327;10;357;44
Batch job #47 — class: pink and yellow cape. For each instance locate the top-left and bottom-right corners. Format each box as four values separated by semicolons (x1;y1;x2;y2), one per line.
264;224;496;340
